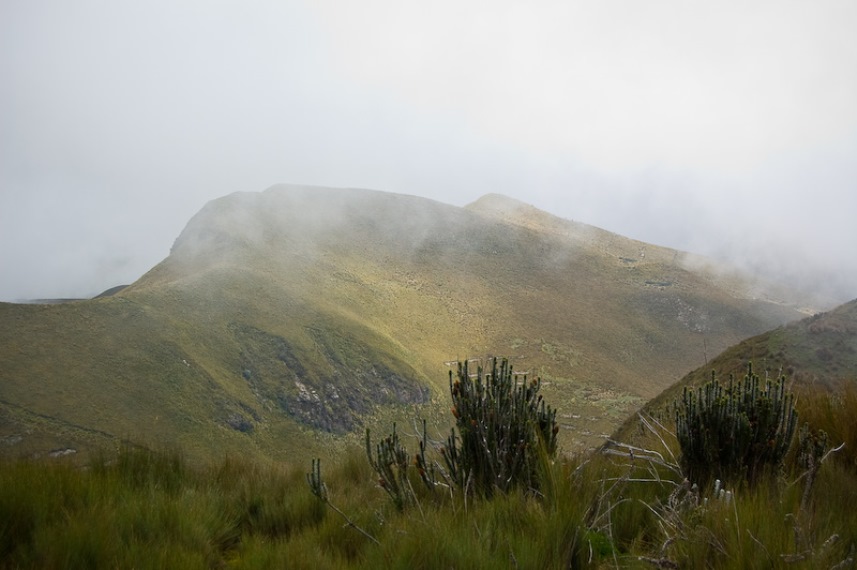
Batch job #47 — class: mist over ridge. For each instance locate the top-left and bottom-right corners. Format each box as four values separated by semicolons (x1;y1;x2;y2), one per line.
135;184;838;313
8;180;851;312
1;183;823;461
3;1;856;307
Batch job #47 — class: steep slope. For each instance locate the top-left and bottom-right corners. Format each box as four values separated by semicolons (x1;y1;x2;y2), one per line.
0;185;812;462
613;297;857;444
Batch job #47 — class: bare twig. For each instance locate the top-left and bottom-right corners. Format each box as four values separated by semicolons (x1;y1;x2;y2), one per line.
789;441;846;489
638;412;679;466
601;477;679;486
780;550;811;563
602;441;683;477
822;442;847;463
747;529;772;565
638;556;679;569
306;459;380;546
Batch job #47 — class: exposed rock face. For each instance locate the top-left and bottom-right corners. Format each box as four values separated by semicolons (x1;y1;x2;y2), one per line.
232;323;428;433
278;368;429;433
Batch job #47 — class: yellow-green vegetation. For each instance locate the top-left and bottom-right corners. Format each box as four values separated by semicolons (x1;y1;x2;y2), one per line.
793;382;857;473
613;298;857;447
0;186;812;463
618;379;857;568
2;381;855;569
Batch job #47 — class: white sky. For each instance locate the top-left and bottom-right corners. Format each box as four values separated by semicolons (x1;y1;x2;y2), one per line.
2;1;856;304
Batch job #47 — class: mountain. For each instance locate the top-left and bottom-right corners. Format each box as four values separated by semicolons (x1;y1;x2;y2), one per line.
612;297;857;444
0;185;813;463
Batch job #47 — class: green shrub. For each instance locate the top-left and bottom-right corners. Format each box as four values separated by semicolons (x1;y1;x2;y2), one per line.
364;423;413;511
674;362;798;487
362;357;560;505
441;357;559;496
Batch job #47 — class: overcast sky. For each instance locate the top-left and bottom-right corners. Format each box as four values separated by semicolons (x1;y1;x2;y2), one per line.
2;1;856;305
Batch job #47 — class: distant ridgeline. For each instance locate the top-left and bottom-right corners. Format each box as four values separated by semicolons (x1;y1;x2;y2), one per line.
15;284;129;304
0;185;818;463
612;297;857;446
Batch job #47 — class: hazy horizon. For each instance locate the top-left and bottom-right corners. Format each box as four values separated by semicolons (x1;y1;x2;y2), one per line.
2;1;856;306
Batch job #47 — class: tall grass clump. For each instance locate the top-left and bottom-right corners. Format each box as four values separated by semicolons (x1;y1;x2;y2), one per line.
0;446;339;569
675;362;798;487
793;381;857;472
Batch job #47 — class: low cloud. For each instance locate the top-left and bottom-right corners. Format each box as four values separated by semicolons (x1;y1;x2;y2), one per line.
1;1;855;305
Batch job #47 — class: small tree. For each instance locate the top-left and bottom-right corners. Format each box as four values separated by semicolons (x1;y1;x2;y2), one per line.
440;357;559;496
674;362;798;487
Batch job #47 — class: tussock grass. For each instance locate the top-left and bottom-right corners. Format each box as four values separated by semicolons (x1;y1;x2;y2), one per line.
2;390;856;569
0;447;324;569
794;382;857;471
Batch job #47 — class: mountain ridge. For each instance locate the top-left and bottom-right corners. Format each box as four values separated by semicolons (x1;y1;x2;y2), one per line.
611;296;857;446
0;184;815;462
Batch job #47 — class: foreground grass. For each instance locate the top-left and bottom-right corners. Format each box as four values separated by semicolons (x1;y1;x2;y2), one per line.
2;391;856;569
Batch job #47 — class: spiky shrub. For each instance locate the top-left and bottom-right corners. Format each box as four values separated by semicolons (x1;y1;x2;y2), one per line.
413;418;440;491
795;423;830;510
674;362;798;487
441;357;559;496
365;423;414;510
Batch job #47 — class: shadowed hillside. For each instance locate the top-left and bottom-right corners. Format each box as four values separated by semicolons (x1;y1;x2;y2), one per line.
0;185;813;463
613;297;857;445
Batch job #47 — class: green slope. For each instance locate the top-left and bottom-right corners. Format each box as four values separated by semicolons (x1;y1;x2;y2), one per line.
613;297;857;444
0;185;813;463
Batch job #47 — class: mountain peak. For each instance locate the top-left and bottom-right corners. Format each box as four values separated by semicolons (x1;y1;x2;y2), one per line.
0;185;817;461
465;193;542;221
466;192;529;208
466;193;619;248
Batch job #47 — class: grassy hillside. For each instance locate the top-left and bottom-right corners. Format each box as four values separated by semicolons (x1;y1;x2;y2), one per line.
613;297;857;448
0;185;813;463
